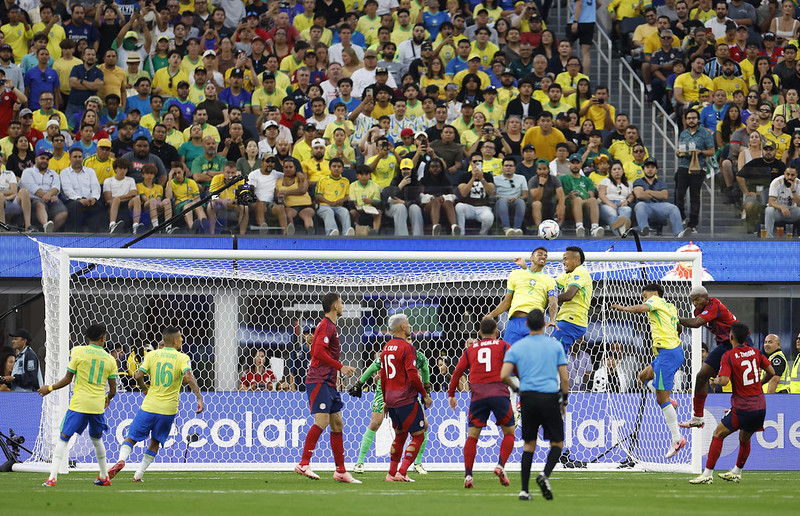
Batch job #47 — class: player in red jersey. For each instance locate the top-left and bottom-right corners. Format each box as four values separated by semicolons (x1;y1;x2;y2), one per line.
381;313;433;482
448;318;515;489
689;321;775;485
295;292;360;484
678;286;742;428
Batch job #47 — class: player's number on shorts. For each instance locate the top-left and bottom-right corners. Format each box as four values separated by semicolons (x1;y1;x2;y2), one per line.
88;359;105;385
382;354;396;379
477;347;492;372
741;358;759;386
154;362;174;387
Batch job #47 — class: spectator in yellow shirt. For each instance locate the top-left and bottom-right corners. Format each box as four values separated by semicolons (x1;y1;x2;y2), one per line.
0;6;32;65
348;166;382;233
579;86;616;131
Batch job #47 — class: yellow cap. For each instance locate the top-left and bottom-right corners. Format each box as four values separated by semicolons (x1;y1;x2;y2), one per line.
400;158;414;169
468;53;481;62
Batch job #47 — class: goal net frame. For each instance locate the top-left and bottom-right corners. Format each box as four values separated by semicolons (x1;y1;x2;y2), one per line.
21;246;703;474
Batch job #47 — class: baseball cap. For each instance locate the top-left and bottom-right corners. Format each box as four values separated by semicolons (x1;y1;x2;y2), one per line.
231;68;245;77
568;153;582;162
9;328;31;342
643;157;658;166
203;49;217;58
445;83;459;90
484;86;497;94
46;120;60;129
261;151;275;160
364;49;378;57
0;43;11;52
264;120;278;129
195;66;206;73
593;154;610;162
763;141;776;149
535;158;549;166
262;71;275;80
252;35;264;43
98;138;112;148
468;53;481;62
305;122;317;131
312;138;326;148
414;131;427;139
421;42;433;51
126;53;141;63
400;158;414;169
157;35;170;42
736;25;748;32
125;31;139;40
375;66;388;74
177;80;190;88
523;144;535;152
763;32;776;40
400;128;414;137
36;148;53;158
19;107;33;117
462;100;476;108
556;112;570;120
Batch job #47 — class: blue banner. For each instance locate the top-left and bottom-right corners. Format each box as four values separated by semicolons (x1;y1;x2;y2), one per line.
3;393;799;470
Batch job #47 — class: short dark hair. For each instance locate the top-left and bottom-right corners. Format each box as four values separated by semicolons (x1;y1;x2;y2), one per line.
526;309;545;331
730;321;749;345
84;323;107;342
532;246;548;255
643;283;665;297
162;326;182;344
565;245;585;263
322;292;340;312
479;318;497;336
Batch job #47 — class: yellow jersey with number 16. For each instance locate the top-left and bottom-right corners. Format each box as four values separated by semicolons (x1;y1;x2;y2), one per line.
507;269;557;315
645;295;681;353
67;345;118;414
139;347;192;416
555;265;593;327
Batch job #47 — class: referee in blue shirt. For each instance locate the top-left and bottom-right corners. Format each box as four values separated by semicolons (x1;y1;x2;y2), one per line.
501;309;568;502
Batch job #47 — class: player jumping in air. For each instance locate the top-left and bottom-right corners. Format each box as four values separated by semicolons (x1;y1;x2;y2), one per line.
484;246;558;345
39;324;118;487
677;286;743;428
611;283;687;459
295;292;360;483
381;313;433;482
108;327;203;481
349;349;432;475
689;321;775;484
449;318;516;489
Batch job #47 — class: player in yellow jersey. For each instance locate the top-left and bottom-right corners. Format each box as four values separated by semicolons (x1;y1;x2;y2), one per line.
39;324;118;487
611;283;687;459
484;247;558;345
552;246;593;352
108;327;203;481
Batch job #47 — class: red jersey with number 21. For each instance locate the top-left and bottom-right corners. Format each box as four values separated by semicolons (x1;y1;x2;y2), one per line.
448;338;511;400
718;345;770;411
380;337;426;408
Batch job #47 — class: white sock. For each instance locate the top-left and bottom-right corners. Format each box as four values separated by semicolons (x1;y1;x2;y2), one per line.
731;466;742;475
591;223;599;229
644;379;656;393
49;439;69;481
91;437;108;478
661;403;681;442
703;468;713;477
134;451;156;480
118;442;133;463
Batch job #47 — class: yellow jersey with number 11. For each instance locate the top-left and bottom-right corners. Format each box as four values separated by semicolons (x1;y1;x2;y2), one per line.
67;344;118;414
555;264;593;327
139;347;191;416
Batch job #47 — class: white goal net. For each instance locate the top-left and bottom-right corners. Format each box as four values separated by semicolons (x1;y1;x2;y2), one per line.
26;244;703;473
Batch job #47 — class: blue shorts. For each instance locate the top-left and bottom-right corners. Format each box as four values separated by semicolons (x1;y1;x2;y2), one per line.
721;408;766;433
469;396;514;428
505;316;529;346
126;409;176;444
551;320;587;352
307;382;344;414
387;400;426;434
652;346;684;391
60;409;108;440
705;340;733;373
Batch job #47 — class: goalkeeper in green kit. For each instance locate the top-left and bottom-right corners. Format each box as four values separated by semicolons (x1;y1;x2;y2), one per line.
349;349;431;474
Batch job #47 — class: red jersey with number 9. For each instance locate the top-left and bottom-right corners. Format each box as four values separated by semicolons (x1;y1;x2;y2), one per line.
448;338;511;400
718;345;770;411
380;337;426;408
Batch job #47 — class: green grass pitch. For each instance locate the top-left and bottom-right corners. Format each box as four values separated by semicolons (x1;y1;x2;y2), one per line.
5;471;800;516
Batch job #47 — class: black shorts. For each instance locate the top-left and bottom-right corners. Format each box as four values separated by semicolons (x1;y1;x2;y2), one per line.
519;391;564;443
567;22;595;46
721;407;766;433
705;340;733;373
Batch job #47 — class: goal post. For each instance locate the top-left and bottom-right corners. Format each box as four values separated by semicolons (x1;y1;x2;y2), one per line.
23;244;703;473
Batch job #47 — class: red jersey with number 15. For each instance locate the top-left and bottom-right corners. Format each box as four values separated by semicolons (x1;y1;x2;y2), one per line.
718;345;770;411
696;297;738;343
380;337;426;408
448;338;511;401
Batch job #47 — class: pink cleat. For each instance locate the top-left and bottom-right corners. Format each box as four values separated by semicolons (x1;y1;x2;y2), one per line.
333;471;362;484
42;478;56;487
385;473;397;482
494;465;510;486
464;475;474;488
107;460;125;480
295;464;320;480
665;437;688;459
393;472;415;482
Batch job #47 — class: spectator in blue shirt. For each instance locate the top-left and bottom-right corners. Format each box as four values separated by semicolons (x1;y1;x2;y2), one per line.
699;89;729;131
24;48;60;111
675;109;715;232
633;157;690;237
67;47;104;123
422;0;450;40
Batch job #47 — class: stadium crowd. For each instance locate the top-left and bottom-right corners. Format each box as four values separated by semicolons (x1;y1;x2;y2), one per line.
612;0;800;236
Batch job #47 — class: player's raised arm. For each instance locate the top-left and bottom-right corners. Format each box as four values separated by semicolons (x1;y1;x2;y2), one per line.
609;303;650;314
38;371;75;397
558;285;580;303
484;291;513;319
183;369;204;414
678;314;707;328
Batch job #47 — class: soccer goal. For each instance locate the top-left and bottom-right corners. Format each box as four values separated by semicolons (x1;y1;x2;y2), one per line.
22;244;703;474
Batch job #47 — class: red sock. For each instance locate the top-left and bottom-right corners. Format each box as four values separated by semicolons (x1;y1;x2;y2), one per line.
300;424;323;466
330;431;345;474
389;432;407;476
464;436;478;475
399;433;425;475
693;393;707;418
499;433;515;467
706;436;724;470
736;440;751;469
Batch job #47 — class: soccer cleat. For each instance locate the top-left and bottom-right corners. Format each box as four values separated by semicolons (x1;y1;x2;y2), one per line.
680;416;705;428
413;463;428;475
665;437;688;459
464;475;474;489
718;470;741;483
393;472;415;482
94;477;112;486
385;474;397;482
536;473;553;500
333;471;362;484
493;465;510;486
42;478;56;487
518;490;532;501
353;463;365;474
107;460;125;480
294;464;321;480
689;474;713;484
132;477;144;482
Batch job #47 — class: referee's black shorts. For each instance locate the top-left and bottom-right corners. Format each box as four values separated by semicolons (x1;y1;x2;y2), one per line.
519;391;564;443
